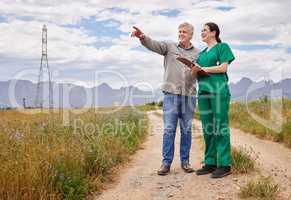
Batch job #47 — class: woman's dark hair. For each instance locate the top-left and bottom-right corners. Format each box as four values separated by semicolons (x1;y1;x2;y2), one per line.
205;22;221;43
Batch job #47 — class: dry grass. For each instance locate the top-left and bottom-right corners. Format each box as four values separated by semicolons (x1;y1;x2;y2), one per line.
0;108;148;200
232;147;256;174
239;176;280;200
195;134;256;174
230;98;291;148
137;101;162;112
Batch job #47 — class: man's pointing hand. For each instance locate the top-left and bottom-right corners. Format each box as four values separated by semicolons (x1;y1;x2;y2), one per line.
131;26;145;39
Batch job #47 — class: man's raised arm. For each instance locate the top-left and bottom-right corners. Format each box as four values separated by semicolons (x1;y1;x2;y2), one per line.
131;26;168;56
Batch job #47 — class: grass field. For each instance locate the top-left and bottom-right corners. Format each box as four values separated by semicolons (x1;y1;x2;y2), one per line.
0;108;148;200
193;98;291;148
230;98;291;148
4;97;288;199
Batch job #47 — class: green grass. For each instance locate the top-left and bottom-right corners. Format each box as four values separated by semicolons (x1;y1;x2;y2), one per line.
139;98;291;149
194;98;291;147
0;108;148;200
194;110;200;119
196;136;256;174
230;98;291;148
136;101;163;112
239;176;280;200
232;147;256;174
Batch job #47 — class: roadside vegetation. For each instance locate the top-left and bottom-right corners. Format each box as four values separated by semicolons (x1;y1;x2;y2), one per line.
137;101;163;112
0;108;148;200
231;147;256;174
230;98;291;148
239;176;280;200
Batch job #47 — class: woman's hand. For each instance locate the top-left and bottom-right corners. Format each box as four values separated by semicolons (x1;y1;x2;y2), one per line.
192;63;202;73
191;64;202;75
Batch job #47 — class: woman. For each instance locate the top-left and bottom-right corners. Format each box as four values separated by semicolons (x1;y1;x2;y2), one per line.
193;22;235;178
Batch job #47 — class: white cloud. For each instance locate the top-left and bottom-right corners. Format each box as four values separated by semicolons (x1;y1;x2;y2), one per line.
0;0;290;89
229;48;291;82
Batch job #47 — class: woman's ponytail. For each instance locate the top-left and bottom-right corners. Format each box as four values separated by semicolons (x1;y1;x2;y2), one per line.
205;22;221;43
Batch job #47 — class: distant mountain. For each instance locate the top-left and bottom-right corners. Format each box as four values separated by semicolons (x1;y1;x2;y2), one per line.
229;78;291;101
0;79;162;108
0;78;290;108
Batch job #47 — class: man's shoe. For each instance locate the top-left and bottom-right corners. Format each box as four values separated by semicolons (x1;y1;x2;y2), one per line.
196;165;216;175
181;163;195;173
211;166;231;178
157;164;170;176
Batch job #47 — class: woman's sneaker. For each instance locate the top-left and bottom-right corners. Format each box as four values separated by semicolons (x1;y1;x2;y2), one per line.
196;165;216;175
211;166;231;178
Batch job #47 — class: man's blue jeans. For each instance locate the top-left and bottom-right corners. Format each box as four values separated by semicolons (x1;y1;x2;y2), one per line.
162;92;196;167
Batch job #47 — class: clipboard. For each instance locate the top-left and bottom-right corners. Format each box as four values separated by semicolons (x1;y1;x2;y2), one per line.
176;57;209;76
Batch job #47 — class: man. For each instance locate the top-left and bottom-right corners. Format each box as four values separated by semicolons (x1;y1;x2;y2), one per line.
131;22;199;175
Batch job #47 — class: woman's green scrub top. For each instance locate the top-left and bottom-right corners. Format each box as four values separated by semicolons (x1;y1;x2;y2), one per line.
196;43;235;94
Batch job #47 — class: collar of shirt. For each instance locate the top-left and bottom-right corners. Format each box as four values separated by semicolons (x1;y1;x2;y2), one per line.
177;43;194;50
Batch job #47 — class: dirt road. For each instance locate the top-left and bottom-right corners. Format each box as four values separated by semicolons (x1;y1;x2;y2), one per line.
95;111;291;200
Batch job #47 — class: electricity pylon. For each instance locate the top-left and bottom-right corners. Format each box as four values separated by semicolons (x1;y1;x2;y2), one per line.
35;25;53;109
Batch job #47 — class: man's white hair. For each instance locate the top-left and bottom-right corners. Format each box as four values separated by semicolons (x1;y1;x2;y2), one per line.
178;22;194;35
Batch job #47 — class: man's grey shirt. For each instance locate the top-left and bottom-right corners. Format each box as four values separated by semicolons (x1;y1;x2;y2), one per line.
141;36;199;96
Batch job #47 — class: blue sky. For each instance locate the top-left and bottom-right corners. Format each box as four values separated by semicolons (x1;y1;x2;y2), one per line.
0;0;290;89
